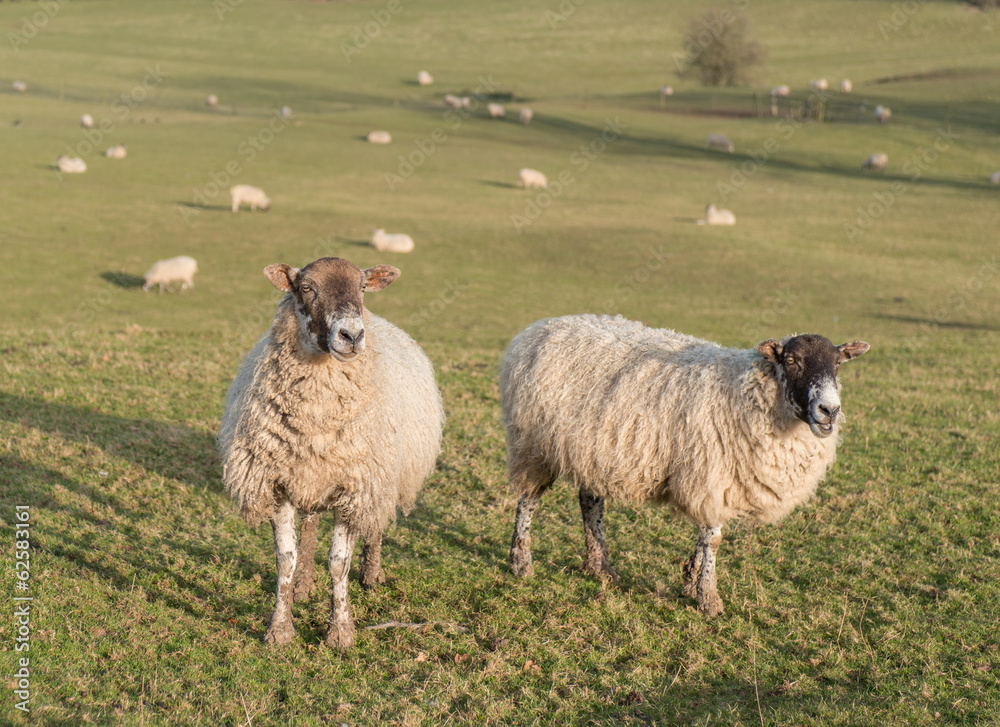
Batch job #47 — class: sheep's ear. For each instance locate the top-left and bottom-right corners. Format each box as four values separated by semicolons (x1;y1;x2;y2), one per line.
264;264;298;292
362;265;400;292
755;339;783;362
838;340;870;362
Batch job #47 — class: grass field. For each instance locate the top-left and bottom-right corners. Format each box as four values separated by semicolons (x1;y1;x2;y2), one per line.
2;0;999;724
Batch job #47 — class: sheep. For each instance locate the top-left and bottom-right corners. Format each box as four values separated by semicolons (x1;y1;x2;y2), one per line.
218;256;444;648
366;130;392;144
808;78;829;91
105;144;127;159
444;94;471;110
519;107;533;125
80;114;95;129
230;184;270;213
488;102;506;119
770;85;790;97
874;105;892;124
840;79;853;94
517;168;548;190
280;105;293;119
705;134;734;153
370;228;415;253
205;94;218;107
698;203;735;226
990;171;1000;185
12;81;26;93
501;314;870;616
862;153;888;172
142;256;198;293
417;70;434;86
660;85;674;97
56;155;87;174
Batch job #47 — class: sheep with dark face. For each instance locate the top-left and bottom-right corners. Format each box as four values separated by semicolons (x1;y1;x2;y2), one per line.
219;257;444;648
501;315;869;616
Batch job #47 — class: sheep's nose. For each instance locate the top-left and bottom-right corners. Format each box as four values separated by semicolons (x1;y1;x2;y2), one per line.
339;328;364;347
817;404;840;421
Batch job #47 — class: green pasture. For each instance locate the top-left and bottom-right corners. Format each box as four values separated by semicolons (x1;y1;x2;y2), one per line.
1;0;998;724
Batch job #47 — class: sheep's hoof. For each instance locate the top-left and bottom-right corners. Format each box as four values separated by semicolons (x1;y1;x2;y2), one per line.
359;565;386;590
697;594;725;618
325;623;356;650
510;546;534;578
582;559;620;583
264;619;296;646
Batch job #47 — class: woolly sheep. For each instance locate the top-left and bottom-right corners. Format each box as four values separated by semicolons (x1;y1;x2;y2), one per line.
809;78;828;91
660;85;674;96
698;203;735;226
367;130;392;144
502;315;869;616
105;144;127;159
705;134;734;153
417;70;434;86
12;81;26;93
488;103;506;119
770;85;790;97
280;105;293;119
840;79;853;93
370;228;415;253
80;114;94;129
218;257;444;647
874;105;892;124
205;94;218;107
444;94;471;110
56;155;87;174
519;108;533;125
230;184;270;213
990;171;1000;185
862;153;888;172
142;255;198;293
517;168;548;190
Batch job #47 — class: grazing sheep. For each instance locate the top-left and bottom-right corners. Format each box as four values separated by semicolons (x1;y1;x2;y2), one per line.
705;134;734;153
990;171;1000;185
370;228;415;253
770;85;790;97
840;79;853;94
874;105;892;124
12;81;26;93
205;94;218;107
809;78;829;91
502;314;870;616
519;108;533;125
56;156;87;174
517;168;548;190
142;256;198;293
488;102;506;119
105;144;127;159
80;114;94;129
230;184;271;213
218;257;444;648
281;106;293;119
444;94;471;110
697;203;736;226
862;153;888;172
366;130;392;144
417;70;434;86
660;85;674;96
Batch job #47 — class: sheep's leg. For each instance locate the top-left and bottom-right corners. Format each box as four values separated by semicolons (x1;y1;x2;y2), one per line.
292;512;319;602
359;533;386;589
325;514;358;649
579;487;619;582
264;501;298;645
509;494;540;577
682;525;724;617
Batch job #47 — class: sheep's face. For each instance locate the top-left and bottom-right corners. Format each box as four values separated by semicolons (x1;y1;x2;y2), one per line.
756;334;870;438
264;257;400;362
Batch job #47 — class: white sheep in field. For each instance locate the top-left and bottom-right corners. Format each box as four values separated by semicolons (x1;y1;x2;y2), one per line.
281;106;293;119
12;81;26;93
840;79;853;93
444;94;471;110
366;130;392;144
809;78;828;91
370;228;414;253
205;94;218;107
80;114;94;129
502;314;869;616
417;70;434;86
705;134;734;153
218;257;444;648
698;203;735;226
488;103;506;119
230;184;270;212
105;144;127;159
660;85;674;97
517;168;548;190
519;108;533;125
56;156;87;174
874;105;892;124
862;153;888;172
990;171;1000;185
142;256;198;293
770;85;790;97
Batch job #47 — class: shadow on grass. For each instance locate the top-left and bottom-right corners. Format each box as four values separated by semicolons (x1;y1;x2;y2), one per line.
101;271;145;289
481;180;520;190
873;313;1000;331
175;201;231;213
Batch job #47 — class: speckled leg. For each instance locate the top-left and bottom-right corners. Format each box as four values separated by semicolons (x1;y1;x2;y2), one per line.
510;495;539;577
264;501;297;645
292;512;318;602
359;533;386;589
325;514;358;649
579;487;619;581
682;525;724;617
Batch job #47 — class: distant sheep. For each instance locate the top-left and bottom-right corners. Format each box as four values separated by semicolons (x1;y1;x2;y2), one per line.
444;94;471;110
142;256;198;293
840;79;853;93
105;144;127;159
874;105;892;124
281;106;292;119
990;171;1000;185
488;103;506;119
230;184;271;213
519;108;533;125
56;156;87;174
517;168;548;190
705;134;735;153
502;314;869;616
370;228;415;253
660;85;674;96
80;114;94;129
698;203;735;226
205;94;218;107
770;85;790;97
809;79;829;91
12;81;26;93
862;153;888;172
417;70;434;86
367;130;392;144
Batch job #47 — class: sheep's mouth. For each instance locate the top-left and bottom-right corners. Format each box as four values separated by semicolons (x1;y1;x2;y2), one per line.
809;419;836;438
331;350;359;363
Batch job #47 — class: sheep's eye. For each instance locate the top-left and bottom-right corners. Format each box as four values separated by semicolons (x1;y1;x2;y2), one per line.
300;284;312;293
784;356;797;368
